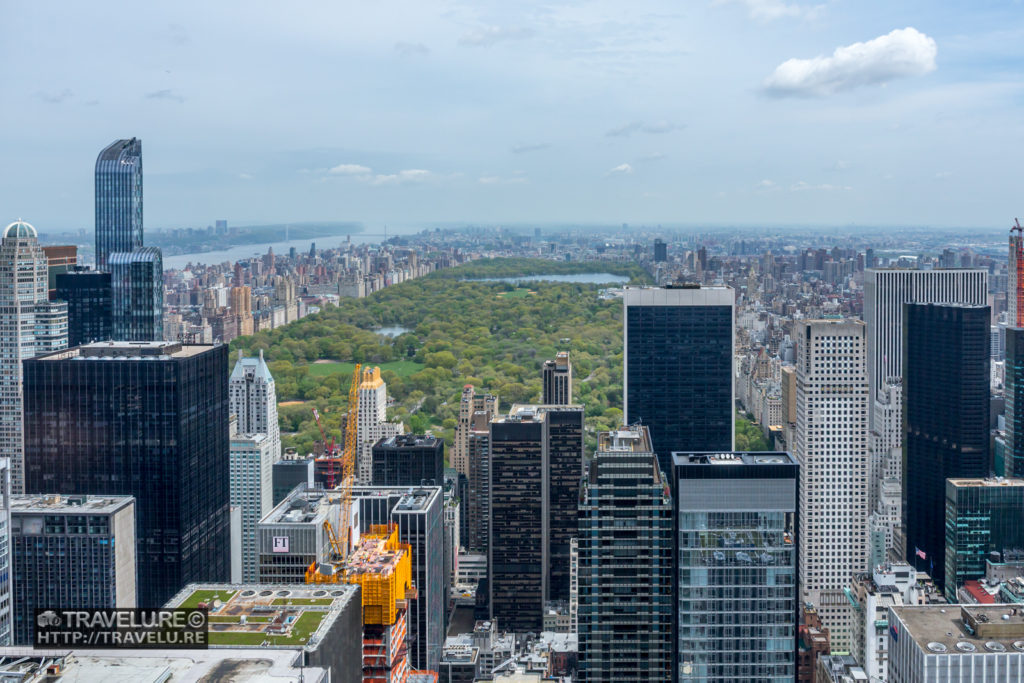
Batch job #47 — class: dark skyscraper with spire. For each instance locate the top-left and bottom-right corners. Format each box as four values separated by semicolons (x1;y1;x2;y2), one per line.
95;138;143;270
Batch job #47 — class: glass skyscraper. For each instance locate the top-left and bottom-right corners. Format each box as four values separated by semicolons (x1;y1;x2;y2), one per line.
903;303;990;591
623;285;735;474
674;451;799;682
56;267;112;346
1006;327;1024;478
95;138;143;269
109;247;163;341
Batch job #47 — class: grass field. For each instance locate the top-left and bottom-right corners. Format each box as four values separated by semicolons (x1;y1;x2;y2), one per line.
180;589;235;609
496;288;535;298
305;360;424;378
271;597;334;606
208;611;326;646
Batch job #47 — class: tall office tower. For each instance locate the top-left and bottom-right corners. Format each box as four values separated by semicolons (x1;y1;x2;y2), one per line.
95;138;143;270
0;221;68;494
795;319;869;651
230;285;254;336
1011;223;1023;327
903;304;990;592
623;285;735;475
56;268;112;346
371;434;444;487
674;451;799;682
23;341;231;607
230;433;275;582
577;427;672;682
1006;328;1024;478
41;245;77;299
466;413;492;553
847;562;921;682
488;404;584;633
945;478;1024;602
353;486;445;672
229;349;281;459
109;247;163;341
10;494;136;645
271;453;314;506
0;460;10;646
357;366;404;485
453;385;498;481
542;351;572;405
863;268;987;502
653;238;667;262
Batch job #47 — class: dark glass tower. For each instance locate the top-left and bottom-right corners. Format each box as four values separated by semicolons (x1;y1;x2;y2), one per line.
95;138;143;270
1006;327;1024;477
623;286;735;475
578;427;672;682
110;247;163;341
903;303;990;590
674;451;799;682
371;434;445;487
23;341;231;608
55;267;112;346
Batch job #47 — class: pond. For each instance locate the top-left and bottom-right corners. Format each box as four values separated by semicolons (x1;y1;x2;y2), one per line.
376;326;412;337
464;273;630;285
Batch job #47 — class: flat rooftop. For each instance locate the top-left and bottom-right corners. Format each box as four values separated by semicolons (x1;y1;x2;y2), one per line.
501;403;583;422
948;477;1024;488
39;340;214;361
378;434;442;449
10;493;133;515
892;604;1024;653
597;427;653;453
261;489;339;525
672;451;797;467
351;485;442;513
166;583;359;650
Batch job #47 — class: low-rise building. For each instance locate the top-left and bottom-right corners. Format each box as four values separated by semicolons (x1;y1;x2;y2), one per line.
257;487;340;584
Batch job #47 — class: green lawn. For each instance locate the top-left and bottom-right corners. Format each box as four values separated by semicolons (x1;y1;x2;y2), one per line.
271;598;335;606
208;611;326;647
180;589;236;609
497;288;534;298
305;360;424;378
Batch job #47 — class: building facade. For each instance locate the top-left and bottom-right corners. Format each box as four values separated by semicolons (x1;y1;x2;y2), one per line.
542;351;572;405
674;451;799;682
1006;328;1024;478
794;319;869;651
357;367;404;485
95;138;143;270
230;433;275;582
453;385;498;484
371;434;445;487
229;349;281;459
109;247;163;341
55;268;112;346
903;304;990;591
10;494;136;645
23;341;231;607
577;428;672;681
257;487;340;584
623;285;735;474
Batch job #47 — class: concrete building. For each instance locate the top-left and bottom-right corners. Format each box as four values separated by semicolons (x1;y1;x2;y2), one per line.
0;460;10;646
357;367;404;485
230;433;276;582
541;351;572;405
795;319;869;651
577;428;672;681
9;494;135;645
798;606;830;683
257;487;340;584
466;411;493;554
372;434;445;487
889;604;1024;682
453;385;498;488
674;451;799;681
229;349;281;460
816;654;869;682
0;221;67;494
848;563;922;682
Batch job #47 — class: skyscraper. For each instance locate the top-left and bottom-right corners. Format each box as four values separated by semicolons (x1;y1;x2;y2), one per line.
577;427;672;681
488;404;584;633
109;247;163;341
229;349;281;460
653;238;667;262
357;366;404;485
903;303;990;591
0;459;11;646
674;451;799;682
0;221;68;494
229;433;275;582
1005;327;1024;478
453;385;498;482
623;285;735;475
371;434;445;487
95;138;143;269
10;494;136;645
1011;222;1023;327
23;341;231;607
466;412;492;554
55;267;112;346
542;352;572;405
795;319;869;651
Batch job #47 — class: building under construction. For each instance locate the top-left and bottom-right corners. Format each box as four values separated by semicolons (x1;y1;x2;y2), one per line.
308;523;420;683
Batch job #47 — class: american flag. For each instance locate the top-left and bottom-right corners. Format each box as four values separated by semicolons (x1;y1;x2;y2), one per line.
916;547;927;560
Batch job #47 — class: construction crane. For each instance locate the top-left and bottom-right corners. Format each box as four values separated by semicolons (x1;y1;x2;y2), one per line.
1015;219;1024;326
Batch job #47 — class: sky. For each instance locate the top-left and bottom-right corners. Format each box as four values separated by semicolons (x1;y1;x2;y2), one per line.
1;0;1023;231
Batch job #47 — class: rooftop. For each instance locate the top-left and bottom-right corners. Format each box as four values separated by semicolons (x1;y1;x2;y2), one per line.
10;494;133;515
501;403;583;422
672;451;797;467
166;583;359;650
597;426;653;453
892;604;1024;653
378;434;442;449
351;485;442;513
261;488;339;525
38;341;215;361
949;477;1024;488
96;138;141;164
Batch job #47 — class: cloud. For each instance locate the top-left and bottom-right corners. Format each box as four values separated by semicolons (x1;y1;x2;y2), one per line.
764;27;937;97
790;181;852;191
609;163;634;175
459;25;534;47
479;175;527;185
372;169;432;185
715;0;821;21
395;42;430;57
511;142;550;154
36;89;73;104
829;160;851;171
756;179;777;189
145;89;185;103
606;121;684;137
239;173;253;180
329;164;373;175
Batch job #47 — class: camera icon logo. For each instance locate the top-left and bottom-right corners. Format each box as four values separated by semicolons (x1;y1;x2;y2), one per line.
37;611;61;628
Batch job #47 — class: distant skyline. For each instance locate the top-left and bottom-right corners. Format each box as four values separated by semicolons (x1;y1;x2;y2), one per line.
2;1;1022;230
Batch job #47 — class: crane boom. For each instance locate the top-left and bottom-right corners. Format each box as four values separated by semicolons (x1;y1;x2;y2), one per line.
338;364;361;558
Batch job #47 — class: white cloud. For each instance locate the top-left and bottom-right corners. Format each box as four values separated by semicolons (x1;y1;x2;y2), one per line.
609;163;634;174
714;0;821;21
459;25;534;47
395;42;430;57
764;27;937;97
756;179;776;189
606;121;684;137
329;164;372;175
790;181;852;191
238;173;253;180
372;169;432;185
